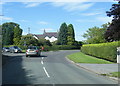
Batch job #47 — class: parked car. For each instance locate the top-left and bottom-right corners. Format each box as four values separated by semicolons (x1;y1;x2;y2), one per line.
26;46;41;57
2;47;10;52
9;46;22;53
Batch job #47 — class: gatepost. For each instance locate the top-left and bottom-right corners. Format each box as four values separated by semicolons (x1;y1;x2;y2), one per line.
117;47;120;63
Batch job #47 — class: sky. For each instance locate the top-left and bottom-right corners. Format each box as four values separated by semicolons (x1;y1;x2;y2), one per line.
0;0;118;41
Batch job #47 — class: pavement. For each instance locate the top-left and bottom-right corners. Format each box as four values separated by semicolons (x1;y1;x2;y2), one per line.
76;63;119;74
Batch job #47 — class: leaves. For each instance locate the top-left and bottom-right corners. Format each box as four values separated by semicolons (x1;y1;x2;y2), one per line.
83;25;107;44
105;1;120;42
58;22;68;45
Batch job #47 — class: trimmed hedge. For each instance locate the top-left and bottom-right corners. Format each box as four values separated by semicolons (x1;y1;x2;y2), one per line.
43;45;80;51
81;41;120;62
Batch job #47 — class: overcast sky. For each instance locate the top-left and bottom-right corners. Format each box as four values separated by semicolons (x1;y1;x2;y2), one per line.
1;0;118;41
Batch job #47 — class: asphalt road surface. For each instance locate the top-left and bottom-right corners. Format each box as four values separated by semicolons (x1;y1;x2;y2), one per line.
2;50;118;85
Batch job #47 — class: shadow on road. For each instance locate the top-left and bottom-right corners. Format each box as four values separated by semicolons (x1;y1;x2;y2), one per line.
40;55;47;57
2;55;33;85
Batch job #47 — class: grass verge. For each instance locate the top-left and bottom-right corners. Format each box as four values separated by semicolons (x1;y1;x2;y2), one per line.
101;72;120;78
67;52;113;64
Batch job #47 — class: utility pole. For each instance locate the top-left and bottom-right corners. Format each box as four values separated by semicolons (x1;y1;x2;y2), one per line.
28;27;30;34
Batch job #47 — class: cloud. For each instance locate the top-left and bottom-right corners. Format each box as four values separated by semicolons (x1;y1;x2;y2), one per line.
97;16;113;23
0;16;13;21
23;2;42;8
51;2;94;12
38;21;48;25
0;2;6;5
2;0;115;2
22;31;28;35
76;19;95;23
81;12;102;16
19;19;29;22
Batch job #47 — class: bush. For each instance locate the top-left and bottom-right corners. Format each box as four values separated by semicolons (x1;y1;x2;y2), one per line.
81;41;120;62
43;45;80;51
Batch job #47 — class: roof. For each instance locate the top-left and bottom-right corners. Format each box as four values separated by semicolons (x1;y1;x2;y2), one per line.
34;32;58;39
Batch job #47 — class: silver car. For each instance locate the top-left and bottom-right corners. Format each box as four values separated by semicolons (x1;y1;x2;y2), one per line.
26;46;41;57
2;47;10;52
9;46;22;53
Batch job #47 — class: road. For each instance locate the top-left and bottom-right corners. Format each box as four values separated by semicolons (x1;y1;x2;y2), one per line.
2;50;118;85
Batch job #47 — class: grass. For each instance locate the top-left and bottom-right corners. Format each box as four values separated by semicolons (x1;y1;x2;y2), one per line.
67;52;113;64
101;72;120;78
22;50;26;53
109;72;120;78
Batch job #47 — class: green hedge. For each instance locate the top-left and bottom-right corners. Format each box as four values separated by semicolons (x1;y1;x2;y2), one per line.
43;45;80;51
81;41;120;62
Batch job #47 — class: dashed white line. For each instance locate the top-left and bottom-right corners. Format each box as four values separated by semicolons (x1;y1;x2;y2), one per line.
41;60;44;65
42;57;44;60
43;67;50;78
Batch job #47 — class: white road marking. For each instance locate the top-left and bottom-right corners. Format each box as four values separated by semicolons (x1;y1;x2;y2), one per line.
42;57;44;60
41;60;44;65
43;67;50;78
22;67;26;69
26;74;34;77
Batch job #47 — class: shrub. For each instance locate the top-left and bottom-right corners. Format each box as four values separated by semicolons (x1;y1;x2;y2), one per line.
81;41;120;62
43;45;80;51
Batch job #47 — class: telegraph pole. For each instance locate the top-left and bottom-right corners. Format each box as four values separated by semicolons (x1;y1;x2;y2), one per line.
28;27;30;34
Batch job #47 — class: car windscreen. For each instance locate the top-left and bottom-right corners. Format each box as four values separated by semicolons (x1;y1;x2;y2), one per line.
6;47;9;49
14;46;19;49
28;46;37;49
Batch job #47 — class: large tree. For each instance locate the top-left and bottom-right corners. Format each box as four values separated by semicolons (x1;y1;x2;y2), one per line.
67;24;75;45
2;22;17;45
105;1;120;42
2;22;22;45
83;26;107;44
13;25;23;45
57;22;68;45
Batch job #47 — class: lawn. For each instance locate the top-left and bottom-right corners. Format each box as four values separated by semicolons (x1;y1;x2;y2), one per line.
67;52;113;64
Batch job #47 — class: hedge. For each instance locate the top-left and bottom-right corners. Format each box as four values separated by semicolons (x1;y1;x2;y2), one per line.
43;45;80;51
81;41;120;62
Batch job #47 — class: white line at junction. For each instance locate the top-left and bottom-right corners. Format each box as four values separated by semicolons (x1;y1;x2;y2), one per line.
43;67;50;78
41;60;44;65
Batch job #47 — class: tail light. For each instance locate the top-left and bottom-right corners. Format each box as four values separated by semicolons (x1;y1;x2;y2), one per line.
36;50;39;52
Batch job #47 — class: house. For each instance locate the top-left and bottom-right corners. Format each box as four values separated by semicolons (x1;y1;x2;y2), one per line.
33;30;58;42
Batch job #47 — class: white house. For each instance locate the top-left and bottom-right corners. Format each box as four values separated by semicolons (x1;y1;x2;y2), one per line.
33;30;58;42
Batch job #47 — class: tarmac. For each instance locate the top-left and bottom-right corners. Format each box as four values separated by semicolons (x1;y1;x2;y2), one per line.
76;63;119;74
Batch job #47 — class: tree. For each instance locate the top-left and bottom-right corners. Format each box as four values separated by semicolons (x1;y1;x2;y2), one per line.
13;25;23;45
2;22;18;45
83;26;106;44
67;24;75;45
57;22;68;45
105;1;120;41
38;38;52;46
20;35;38;46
